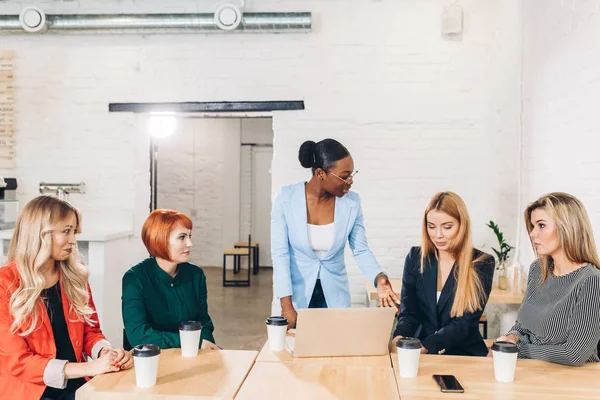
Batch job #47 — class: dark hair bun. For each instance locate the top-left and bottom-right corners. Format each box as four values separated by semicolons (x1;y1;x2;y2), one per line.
298;140;317;168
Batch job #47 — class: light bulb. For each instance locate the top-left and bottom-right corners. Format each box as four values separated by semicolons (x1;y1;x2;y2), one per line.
148;114;177;138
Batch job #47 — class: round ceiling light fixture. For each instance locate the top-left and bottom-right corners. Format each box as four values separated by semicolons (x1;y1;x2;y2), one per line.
19;6;47;33
214;4;242;31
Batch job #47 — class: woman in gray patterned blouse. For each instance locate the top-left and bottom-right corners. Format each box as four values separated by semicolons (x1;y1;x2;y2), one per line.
497;192;600;366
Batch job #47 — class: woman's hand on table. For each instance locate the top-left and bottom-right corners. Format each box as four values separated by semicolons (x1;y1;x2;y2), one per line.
488;334;519;357
100;346;133;371
282;308;297;331
201;340;218;350
496;334;519;345
86;350;120;376
389;335;403;353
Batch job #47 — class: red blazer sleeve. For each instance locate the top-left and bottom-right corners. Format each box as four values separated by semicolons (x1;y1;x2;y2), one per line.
82;283;108;358
0;278;52;384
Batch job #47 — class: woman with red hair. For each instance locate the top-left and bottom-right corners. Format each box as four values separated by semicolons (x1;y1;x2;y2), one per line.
122;209;216;350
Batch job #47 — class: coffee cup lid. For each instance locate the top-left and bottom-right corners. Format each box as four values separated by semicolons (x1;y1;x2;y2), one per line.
266;316;288;326
396;337;422;350
179;321;202;331
132;343;161;358
491;341;518;353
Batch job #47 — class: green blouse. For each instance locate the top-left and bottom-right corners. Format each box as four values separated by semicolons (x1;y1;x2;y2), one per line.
122;257;215;349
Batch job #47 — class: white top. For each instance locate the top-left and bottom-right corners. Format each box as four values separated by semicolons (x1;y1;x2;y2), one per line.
307;223;335;260
436;291;442;303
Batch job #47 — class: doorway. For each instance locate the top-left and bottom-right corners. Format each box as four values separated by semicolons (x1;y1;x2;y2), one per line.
239;118;274;269
153;116;273;269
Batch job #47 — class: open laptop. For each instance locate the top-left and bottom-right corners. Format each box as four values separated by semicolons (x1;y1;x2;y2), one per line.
291;307;396;358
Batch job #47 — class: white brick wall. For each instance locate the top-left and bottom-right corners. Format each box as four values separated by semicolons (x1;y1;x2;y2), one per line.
519;0;600;268
268;1;523;304
0;0;522;307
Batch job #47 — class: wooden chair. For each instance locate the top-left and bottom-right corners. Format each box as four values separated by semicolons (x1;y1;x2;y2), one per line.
234;234;260;275
223;236;251;287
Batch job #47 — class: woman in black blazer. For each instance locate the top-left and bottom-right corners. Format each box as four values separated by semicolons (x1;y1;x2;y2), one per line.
391;192;495;357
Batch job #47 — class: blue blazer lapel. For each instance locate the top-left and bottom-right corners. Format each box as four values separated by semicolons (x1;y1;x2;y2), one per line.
290;182;316;258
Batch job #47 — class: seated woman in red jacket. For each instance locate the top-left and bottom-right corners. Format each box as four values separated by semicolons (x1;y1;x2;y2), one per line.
0;196;132;400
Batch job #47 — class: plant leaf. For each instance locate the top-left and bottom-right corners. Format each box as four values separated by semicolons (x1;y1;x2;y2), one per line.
492;248;502;261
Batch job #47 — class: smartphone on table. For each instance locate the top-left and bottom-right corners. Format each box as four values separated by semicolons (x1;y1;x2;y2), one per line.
432;374;464;393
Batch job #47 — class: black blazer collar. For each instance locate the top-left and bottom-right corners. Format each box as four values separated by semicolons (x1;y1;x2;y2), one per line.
422;254;439;314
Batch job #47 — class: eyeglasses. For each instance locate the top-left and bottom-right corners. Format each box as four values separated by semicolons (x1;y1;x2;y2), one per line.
329;169;359;184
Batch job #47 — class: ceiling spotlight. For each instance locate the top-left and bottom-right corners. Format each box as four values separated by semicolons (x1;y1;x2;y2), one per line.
148;114;177;139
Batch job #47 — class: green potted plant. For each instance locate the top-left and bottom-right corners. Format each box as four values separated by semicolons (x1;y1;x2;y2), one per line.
486;221;514;290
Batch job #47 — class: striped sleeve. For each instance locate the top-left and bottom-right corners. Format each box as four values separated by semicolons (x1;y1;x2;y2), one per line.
518;275;600;366
507;320;532;345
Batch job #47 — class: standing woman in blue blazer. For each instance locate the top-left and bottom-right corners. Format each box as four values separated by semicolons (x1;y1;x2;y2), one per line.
271;139;399;329
391;192;495;356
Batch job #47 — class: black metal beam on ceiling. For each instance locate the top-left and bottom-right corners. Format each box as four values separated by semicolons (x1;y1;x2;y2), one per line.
108;101;305;113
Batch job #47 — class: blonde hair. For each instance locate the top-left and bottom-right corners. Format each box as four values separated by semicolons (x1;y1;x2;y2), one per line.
8;195;95;336
525;192;600;283
421;192;486;317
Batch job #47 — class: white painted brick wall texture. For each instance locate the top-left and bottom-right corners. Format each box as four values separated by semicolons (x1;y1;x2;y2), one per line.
520;0;600;267
0;0;522;307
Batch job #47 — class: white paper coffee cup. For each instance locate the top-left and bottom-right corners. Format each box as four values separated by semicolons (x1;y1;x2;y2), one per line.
491;341;518;382
396;337;422;378
266;316;288;351
132;344;161;388
179;321;202;358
